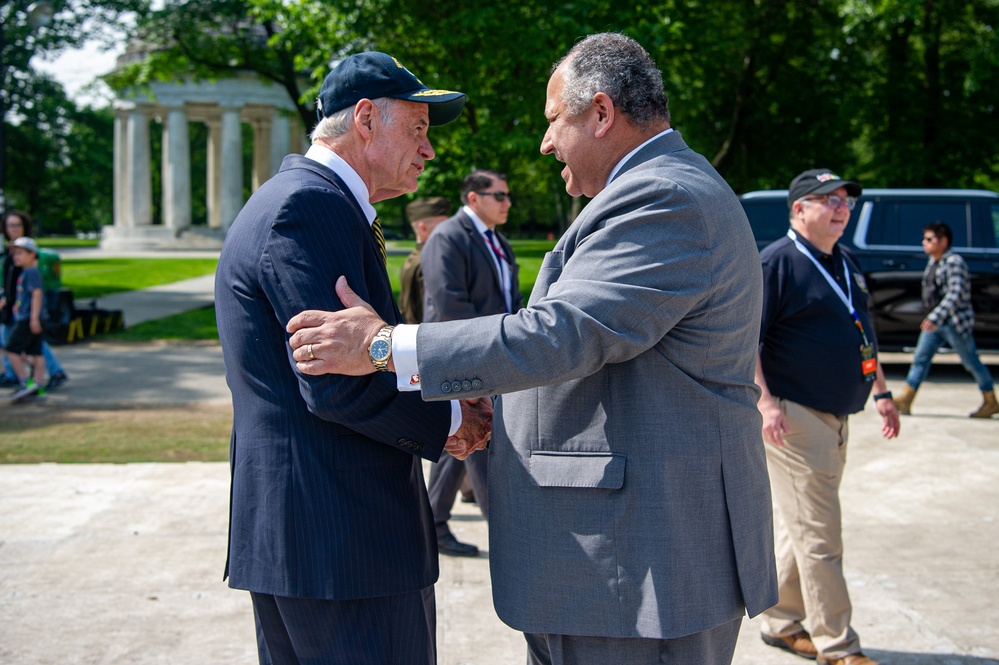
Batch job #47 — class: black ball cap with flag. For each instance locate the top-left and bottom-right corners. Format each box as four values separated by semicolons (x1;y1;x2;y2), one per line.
787;168;862;208
316;52;466;126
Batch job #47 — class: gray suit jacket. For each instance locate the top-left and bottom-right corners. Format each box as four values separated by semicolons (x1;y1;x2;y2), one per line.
415;131;777;639
422;210;522;322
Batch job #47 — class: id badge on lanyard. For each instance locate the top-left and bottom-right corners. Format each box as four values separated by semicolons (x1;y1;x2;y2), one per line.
787;230;877;382
858;324;877;382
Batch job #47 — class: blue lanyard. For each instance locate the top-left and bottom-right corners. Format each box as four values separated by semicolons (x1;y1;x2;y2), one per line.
787;230;870;346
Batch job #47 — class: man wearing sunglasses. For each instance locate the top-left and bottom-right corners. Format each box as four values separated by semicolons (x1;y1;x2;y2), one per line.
755;169;900;665
421;169;523;557
893;222;997;418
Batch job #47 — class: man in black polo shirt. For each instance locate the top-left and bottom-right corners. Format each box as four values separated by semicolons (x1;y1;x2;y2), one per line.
755;169;900;665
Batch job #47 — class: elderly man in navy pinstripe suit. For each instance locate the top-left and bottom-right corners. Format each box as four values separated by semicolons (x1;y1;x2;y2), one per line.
215;52;490;665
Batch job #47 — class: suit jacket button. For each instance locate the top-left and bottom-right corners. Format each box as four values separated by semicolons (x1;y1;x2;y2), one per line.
462;380;472;391
442;382;451;393
471;379;482;390
451;381;462;393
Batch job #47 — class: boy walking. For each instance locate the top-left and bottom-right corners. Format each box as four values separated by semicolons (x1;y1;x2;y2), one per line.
2;237;47;402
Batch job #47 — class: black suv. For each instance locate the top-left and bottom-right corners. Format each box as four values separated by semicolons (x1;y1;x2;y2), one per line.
739;189;999;351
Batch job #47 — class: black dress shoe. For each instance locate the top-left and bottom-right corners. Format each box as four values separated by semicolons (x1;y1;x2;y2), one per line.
437;533;479;557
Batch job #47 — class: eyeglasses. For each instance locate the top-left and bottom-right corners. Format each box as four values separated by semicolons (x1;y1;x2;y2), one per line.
922;236;938;243
801;195;857;210
475;191;512;203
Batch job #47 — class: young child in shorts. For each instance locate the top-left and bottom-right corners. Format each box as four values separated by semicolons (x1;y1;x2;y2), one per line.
1;237;47;402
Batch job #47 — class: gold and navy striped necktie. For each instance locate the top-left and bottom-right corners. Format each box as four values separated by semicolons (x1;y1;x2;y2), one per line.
371;217;386;265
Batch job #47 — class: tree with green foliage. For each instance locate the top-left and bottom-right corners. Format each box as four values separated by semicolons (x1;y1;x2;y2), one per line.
5;71;115;234
107;0;334;131
106;0;999;237
2;0;149;229
843;0;999;189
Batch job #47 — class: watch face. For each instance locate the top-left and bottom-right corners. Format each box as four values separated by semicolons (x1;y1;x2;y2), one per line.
371;339;391;361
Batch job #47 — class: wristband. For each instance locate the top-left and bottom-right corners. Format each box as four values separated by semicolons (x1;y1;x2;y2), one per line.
872;391;893;402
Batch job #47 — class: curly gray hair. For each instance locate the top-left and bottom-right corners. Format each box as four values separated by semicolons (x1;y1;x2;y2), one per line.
555;33;670;128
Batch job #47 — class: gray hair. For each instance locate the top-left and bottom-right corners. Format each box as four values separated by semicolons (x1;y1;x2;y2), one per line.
555;33;670;128
310;97;395;142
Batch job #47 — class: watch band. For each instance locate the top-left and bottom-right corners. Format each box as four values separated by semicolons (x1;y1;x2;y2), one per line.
872;391;893;401
369;325;395;372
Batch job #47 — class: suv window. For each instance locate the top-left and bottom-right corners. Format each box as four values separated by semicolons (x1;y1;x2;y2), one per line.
991;204;999;249
861;199;971;248
739;197;790;250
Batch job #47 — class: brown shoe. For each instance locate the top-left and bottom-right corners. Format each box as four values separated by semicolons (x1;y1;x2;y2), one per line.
970;390;999;418
817;653;879;665
893;385;917;415
761;630;818;659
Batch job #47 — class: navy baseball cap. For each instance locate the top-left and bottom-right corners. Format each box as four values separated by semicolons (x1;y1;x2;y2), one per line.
316;52;466;126
787;168;862;208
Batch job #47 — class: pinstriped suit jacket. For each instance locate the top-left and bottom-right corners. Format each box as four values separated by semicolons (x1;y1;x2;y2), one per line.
216;154;451;600
415;131;778;639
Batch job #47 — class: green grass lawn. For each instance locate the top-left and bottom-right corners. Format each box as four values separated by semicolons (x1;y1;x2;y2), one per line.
62;257;219;300
107;305;221;342
38;237;101;249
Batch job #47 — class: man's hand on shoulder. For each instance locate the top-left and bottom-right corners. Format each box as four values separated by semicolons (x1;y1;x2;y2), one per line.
445;398;493;460
287;276;387;376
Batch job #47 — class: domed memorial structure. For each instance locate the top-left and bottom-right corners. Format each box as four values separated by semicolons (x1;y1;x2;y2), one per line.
105;40;308;250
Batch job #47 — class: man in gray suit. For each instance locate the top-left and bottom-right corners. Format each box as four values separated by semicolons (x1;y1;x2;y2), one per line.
287;33;777;664
423;169;523;557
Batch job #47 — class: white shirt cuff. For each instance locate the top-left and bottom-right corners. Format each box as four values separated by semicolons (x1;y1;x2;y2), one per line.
392;324;462;436
393;324;421;390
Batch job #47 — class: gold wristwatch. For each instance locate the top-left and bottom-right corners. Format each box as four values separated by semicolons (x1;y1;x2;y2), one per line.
368;325;395;372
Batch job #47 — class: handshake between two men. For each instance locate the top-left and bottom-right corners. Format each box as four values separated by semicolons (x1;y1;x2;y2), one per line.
287;275;492;461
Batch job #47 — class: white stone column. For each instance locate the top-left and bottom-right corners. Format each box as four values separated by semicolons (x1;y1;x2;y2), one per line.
220;106;243;232
161;105;192;231
252;114;271;190
206;119;222;229
125;107;152;227
270;112;291;176
113;109;128;228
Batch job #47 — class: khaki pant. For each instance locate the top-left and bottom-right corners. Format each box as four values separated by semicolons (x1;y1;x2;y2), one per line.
761;398;862;659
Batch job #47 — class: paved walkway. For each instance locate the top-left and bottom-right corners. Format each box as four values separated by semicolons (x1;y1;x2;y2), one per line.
0;268;997;664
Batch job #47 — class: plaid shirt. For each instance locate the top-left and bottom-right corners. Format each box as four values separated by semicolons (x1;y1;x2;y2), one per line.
924;250;975;336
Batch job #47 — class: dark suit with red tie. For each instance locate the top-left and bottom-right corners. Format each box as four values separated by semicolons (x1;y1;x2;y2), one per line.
421;209;522;542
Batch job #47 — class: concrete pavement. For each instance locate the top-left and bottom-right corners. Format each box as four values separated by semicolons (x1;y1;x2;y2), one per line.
0;270;997;663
